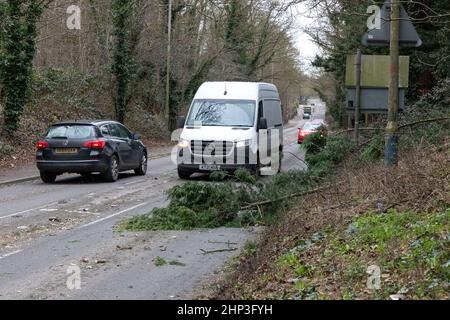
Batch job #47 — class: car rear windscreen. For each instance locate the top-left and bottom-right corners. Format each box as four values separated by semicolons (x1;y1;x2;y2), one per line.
46;125;96;139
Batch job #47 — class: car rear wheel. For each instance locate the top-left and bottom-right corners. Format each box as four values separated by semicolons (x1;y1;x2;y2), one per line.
81;173;93;182
103;155;119;182
40;172;57;183
134;153;147;176
178;167;192;180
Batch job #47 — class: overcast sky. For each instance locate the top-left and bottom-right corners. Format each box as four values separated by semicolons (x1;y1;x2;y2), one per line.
292;1;322;73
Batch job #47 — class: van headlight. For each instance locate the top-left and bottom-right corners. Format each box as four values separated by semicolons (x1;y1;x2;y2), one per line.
178;140;190;148
236;140;251;148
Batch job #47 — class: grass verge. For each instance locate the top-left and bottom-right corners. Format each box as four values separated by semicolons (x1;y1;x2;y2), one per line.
272;209;449;300
205;140;449;300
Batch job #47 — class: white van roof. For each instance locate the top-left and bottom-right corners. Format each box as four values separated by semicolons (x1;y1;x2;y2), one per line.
193;82;279;101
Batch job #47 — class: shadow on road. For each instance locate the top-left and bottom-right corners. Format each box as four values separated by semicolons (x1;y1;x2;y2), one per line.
38;172;140;185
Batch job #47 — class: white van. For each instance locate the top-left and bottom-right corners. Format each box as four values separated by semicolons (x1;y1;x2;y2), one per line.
176;81;283;179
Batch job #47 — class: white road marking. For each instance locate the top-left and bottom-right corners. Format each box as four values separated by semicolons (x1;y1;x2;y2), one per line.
0;202;58;220
123;179;146;186
77;202;150;230
0;249;22;260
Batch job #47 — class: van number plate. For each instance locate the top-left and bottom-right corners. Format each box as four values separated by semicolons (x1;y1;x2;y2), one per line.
54;148;78;154
199;164;221;171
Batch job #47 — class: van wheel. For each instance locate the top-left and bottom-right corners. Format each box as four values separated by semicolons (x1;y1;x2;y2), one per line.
40;172;57;183
178;168;192;180
103;155;119;182
277;156;282;173
135;152;147;176
278;147;283;173
251;154;261;178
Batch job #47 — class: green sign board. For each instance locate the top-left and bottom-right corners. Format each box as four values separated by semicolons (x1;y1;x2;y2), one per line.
345;55;410;88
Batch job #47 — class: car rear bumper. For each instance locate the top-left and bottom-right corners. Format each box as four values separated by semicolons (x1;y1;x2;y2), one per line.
36;159;109;174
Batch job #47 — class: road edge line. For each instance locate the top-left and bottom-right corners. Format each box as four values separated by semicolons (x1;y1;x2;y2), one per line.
0;176;39;187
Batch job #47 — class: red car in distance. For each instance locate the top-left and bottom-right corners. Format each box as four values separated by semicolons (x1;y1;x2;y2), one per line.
298;121;325;144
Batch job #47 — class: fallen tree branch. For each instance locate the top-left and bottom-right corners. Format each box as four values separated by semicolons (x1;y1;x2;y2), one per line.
241;181;347;210
332;117;450;136
332;128;380;136
398;117;450;130
240;118;449;210
283;151;309;168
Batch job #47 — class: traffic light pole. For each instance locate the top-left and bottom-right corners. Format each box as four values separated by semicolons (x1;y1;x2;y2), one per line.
385;0;400;166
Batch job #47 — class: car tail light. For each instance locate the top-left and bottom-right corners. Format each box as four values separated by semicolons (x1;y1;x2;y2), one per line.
83;140;106;149
36;141;49;150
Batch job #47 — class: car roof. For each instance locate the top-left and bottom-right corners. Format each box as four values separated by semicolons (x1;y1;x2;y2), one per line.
51;120;120;127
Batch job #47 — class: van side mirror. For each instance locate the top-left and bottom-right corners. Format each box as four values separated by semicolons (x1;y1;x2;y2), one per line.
177;116;186;129
132;133;141;140
259;118;268;130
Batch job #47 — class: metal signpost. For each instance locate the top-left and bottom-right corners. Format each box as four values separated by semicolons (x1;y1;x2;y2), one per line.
357;0;422;166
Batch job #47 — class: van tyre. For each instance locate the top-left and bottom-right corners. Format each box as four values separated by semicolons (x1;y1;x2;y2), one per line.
178;168;192;180
103;155;119;182
251;153;261;178
278;147;283;173
40;172;57;183
135;152;147;176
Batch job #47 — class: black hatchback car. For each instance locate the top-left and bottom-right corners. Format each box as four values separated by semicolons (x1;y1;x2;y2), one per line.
36;120;147;183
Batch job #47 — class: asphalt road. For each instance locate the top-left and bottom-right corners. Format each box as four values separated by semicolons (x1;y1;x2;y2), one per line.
0;108;325;300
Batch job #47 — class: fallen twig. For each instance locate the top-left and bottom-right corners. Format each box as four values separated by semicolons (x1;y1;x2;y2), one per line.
208;240;238;246
200;248;238;255
332;128;380;136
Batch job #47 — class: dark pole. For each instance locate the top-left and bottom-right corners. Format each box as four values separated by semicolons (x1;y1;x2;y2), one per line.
354;49;362;145
385;0;400;166
165;0;173;131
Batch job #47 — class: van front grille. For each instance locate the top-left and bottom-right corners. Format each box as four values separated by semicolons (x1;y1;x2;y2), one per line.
190;140;234;156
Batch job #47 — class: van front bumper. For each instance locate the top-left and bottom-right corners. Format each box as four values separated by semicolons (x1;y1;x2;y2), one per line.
177;145;257;171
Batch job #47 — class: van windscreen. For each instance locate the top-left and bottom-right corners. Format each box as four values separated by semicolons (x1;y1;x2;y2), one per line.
186;100;256;127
